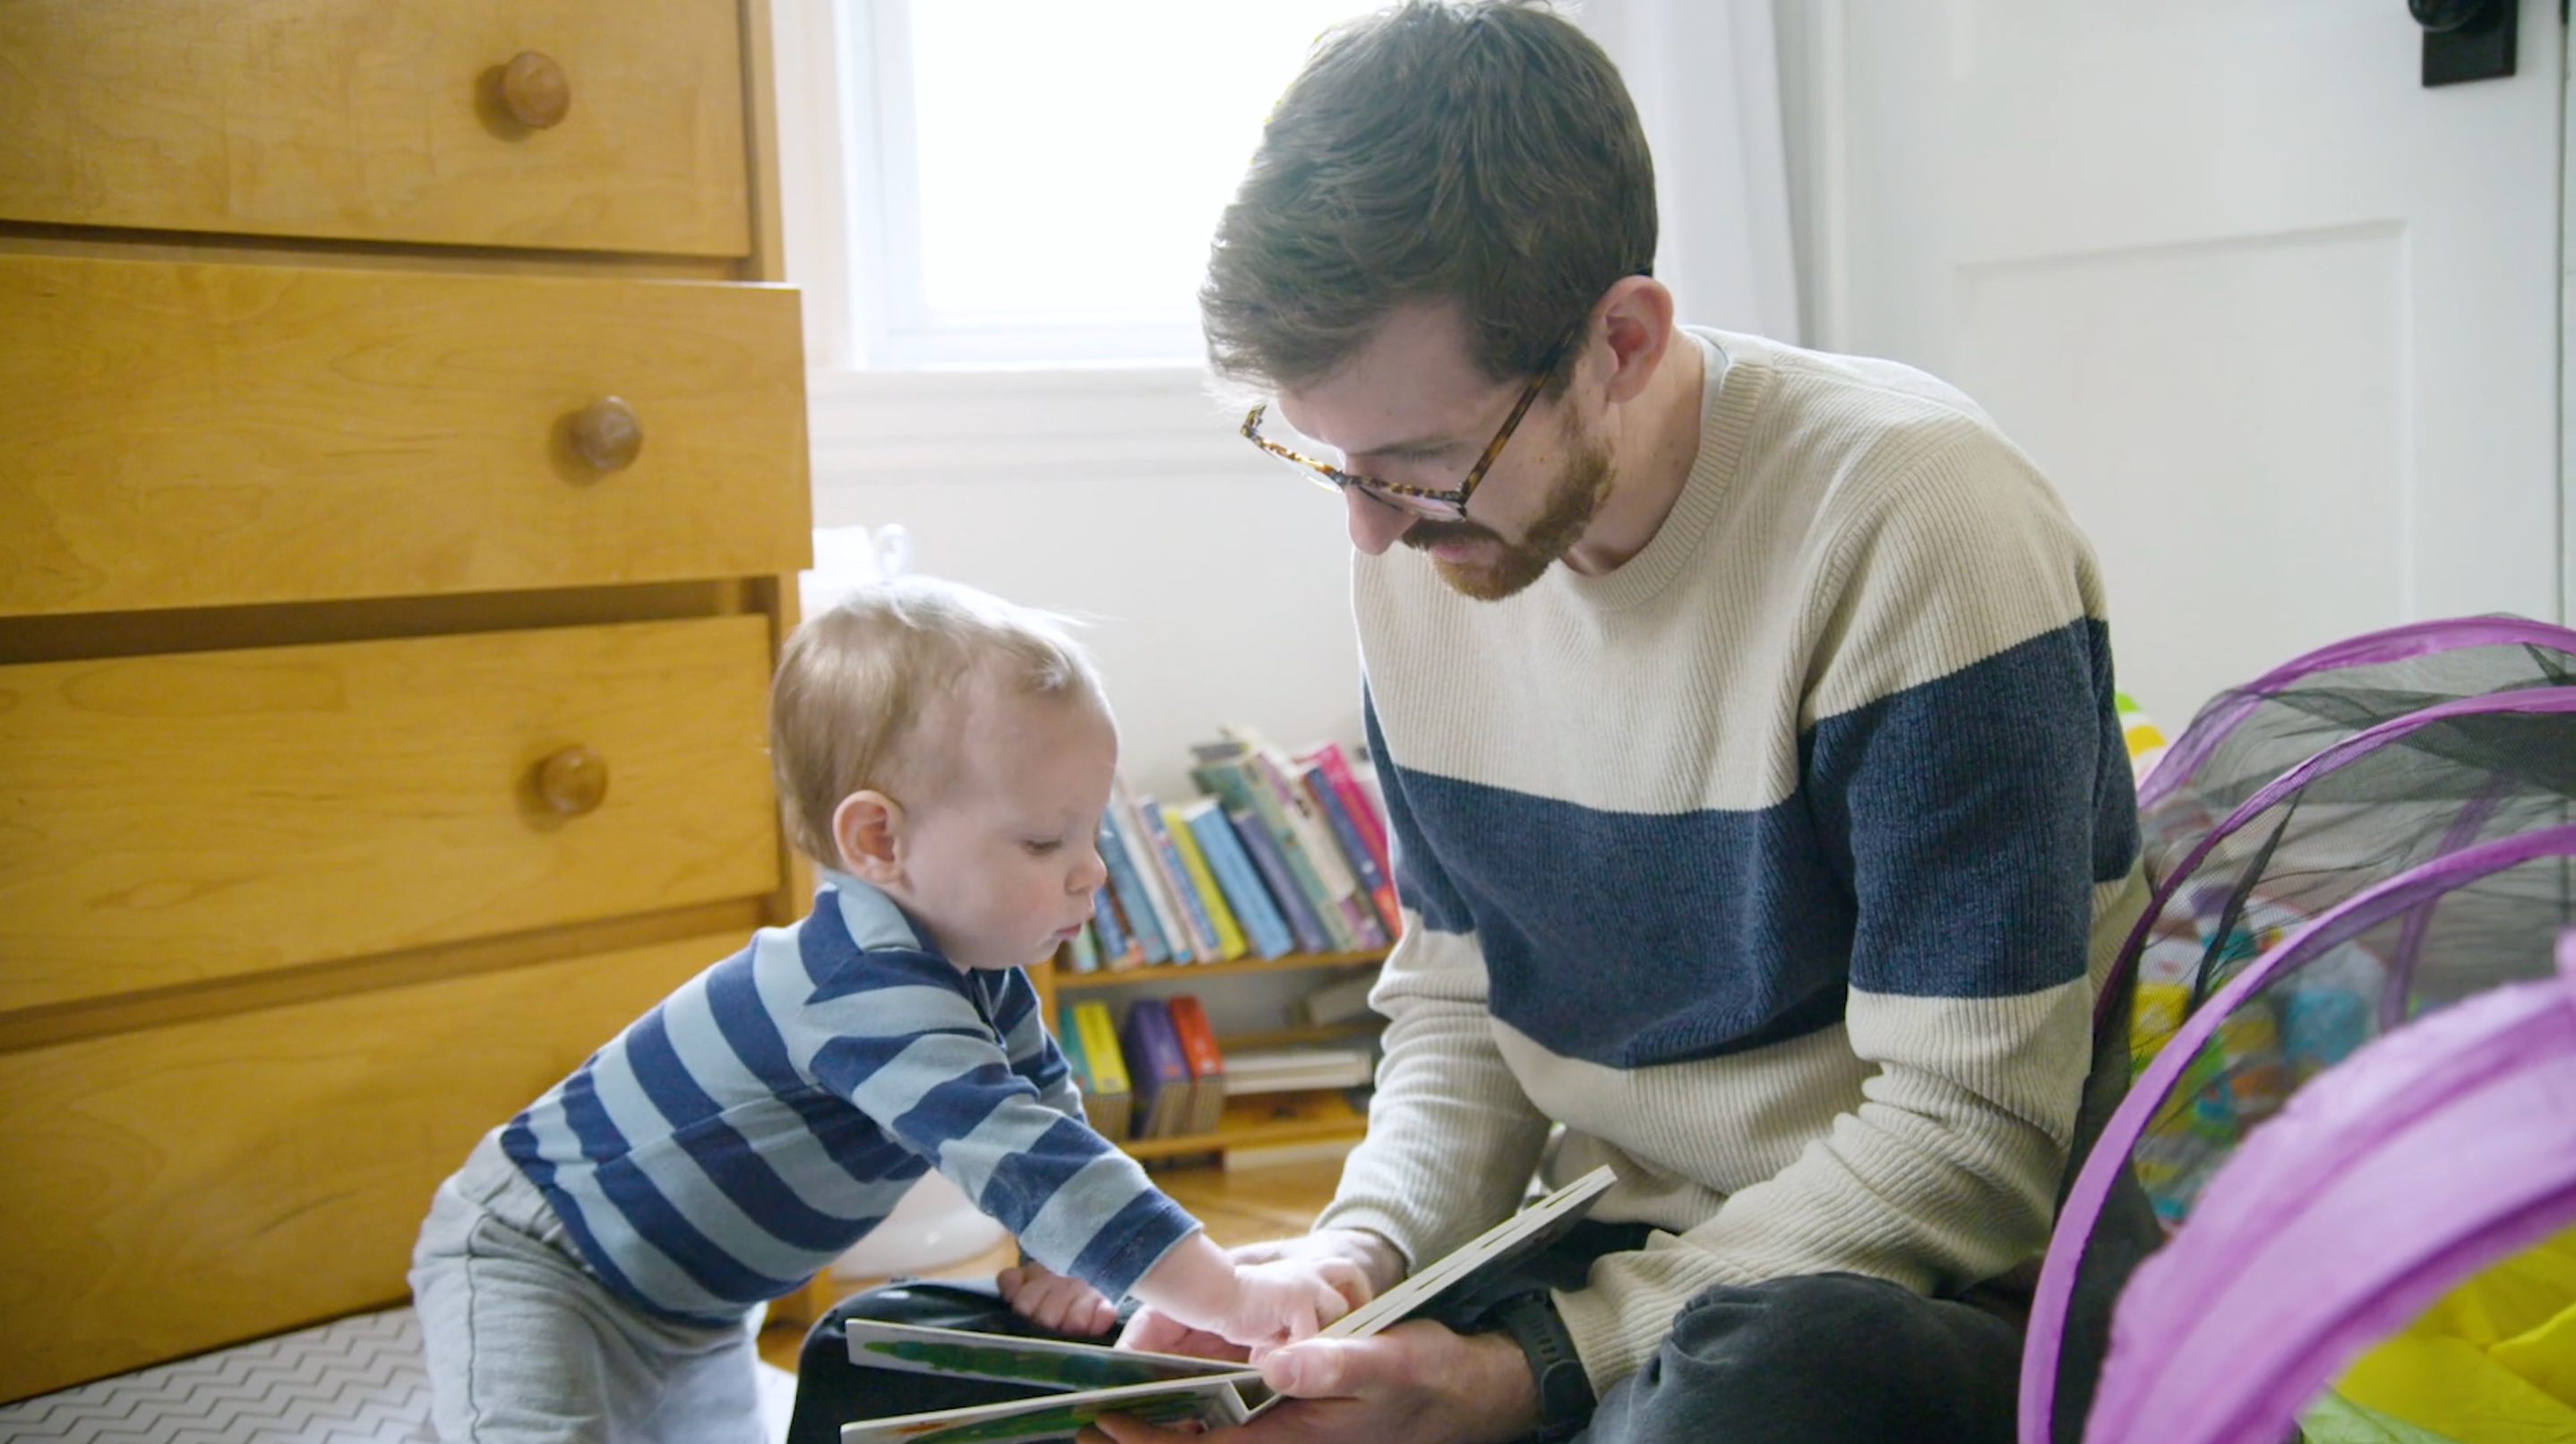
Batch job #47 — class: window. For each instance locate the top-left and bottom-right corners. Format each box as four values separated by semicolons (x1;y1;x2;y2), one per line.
836;0;1375;368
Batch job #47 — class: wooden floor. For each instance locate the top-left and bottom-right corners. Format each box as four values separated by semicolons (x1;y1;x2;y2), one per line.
756;1154;1347;1371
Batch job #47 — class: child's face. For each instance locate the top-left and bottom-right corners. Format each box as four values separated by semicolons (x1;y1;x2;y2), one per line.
889;687;1115;972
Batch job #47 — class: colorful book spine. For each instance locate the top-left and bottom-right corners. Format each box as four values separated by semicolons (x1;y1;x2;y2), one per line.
1226;805;1330;955
1109;776;1196;964
1158;803;1247;961
1118;998;1192;1139
1065;918;1102;974
1297;739;1394;885
1245;750;1381;949
1192;758;1358;951
1089;881;1143;970
1181;798;1292;959
1164;993;1229;1137
1138;796;1229;962
1055;1005;1095;1090
1300;763;1402;937
1095;815;1172;965
1067;1001;1132;1140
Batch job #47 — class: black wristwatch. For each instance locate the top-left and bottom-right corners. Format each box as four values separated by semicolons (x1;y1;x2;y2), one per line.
1481;1290;1594;1435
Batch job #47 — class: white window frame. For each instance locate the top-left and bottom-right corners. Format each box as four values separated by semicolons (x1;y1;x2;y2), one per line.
770;0;1253;489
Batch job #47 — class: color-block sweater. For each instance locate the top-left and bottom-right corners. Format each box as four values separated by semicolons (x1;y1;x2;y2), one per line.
1312;329;2148;1388
502;876;1198;1324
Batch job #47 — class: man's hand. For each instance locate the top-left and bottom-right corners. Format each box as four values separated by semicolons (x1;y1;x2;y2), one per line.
995;1259;1117;1337
1081;1320;1539;1444
1118;1229;1399;1359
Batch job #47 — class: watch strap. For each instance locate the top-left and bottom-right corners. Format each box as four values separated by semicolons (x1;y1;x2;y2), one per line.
1483;1289;1594;1432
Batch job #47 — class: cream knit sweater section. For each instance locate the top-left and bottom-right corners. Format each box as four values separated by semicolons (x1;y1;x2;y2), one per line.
1314;328;2149;1389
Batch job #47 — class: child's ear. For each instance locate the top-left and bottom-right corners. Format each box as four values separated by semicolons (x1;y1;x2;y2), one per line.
830;790;906;884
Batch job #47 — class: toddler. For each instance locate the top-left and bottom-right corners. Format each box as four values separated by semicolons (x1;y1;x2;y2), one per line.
410;578;1359;1444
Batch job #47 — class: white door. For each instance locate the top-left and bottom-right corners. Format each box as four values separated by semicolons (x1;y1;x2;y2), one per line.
1785;0;2564;726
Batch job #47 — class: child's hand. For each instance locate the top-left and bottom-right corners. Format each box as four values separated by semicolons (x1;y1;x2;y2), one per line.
996;1260;1118;1337
1216;1257;1363;1351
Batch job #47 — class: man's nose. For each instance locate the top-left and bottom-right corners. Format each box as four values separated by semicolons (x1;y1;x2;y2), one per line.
1344;487;1419;555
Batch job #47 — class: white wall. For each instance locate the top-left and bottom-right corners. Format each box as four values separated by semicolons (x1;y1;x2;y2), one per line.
1768;0;2566;727
774;0;1374;802
805;369;1370;802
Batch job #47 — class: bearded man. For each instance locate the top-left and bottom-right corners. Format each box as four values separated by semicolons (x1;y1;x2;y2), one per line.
1102;4;2151;1442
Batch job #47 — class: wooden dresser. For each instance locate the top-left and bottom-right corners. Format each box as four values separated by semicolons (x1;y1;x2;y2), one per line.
0;1;811;1401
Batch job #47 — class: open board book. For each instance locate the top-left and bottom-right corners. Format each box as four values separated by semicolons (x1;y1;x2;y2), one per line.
838;1165;1619;1443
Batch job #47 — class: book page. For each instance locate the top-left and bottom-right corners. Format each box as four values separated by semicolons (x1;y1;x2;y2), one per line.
1314;1164;1617;1341
838;1374;1251;1444
832;1165;1619;1439
842;1319;1261;1394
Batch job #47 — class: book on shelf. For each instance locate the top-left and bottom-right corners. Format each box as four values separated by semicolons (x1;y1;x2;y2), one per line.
1223;1046;1376;1096
1296;760;1401;937
1063;1002;1132;1141
1241;743;1386;950
1158;802;1249;961
1218;1085;1366;1133
1064;916;1101;974
1086;884;1142;971
1190;751;1358;952
1120;998;1192;1139
1138;796;1233;962
833;1166;1620;1443
1224;806;1332;956
1053;1008;1103;1133
1163;993;1228;1136
1225;726;1391;941
1295;739;1394;888
1293;972;1380;1028
1095;814;1174;966
1178;797;1293;959
1198;730;1386;951
1109;776;1198;965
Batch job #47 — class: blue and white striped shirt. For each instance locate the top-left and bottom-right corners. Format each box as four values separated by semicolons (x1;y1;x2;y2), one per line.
502;876;1197;1324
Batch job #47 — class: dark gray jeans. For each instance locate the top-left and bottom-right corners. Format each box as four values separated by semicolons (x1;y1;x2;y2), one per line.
1576;1271;2019;1444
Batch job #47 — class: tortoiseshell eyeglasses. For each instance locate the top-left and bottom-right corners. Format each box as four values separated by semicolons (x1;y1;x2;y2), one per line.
1240;334;1572;522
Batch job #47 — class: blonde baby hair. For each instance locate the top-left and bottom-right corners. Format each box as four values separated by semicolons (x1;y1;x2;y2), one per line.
769;576;1107;866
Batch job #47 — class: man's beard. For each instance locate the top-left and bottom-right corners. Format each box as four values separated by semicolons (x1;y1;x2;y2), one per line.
1400;432;1613;602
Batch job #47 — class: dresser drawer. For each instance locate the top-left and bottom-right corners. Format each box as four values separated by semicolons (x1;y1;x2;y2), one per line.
0;928;735;1401
0;616;780;1014
0;254;810;615
0;0;748;255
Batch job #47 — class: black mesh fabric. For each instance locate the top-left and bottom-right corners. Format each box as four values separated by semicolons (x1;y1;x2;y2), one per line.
2141;628;2576;862
2118;692;2576;1219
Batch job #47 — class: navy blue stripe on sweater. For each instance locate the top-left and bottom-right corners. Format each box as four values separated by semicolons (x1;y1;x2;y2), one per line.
626;1015;866;1252
500;1120;657;1311
1370;618;2138;1070
706;950;800;1094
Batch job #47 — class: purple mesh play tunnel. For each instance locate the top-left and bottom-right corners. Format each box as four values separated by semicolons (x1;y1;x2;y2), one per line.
2021;618;2576;1443
2031;855;2576;1443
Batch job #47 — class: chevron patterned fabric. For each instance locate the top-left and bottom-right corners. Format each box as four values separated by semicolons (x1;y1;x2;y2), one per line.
0;1308;796;1443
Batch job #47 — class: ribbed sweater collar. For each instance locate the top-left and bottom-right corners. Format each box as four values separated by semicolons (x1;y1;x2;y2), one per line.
1560;327;1773;615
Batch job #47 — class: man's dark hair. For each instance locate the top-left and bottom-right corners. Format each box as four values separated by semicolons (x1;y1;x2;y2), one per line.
1201;1;1656;395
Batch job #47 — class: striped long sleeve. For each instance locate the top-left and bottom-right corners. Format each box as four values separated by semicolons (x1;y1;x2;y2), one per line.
503;877;1196;1323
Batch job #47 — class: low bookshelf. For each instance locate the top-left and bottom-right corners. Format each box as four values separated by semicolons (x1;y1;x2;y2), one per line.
1035;949;1387;1166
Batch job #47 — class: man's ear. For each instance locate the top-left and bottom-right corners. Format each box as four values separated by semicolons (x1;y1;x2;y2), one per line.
831;790;906;885
1592;273;1677;406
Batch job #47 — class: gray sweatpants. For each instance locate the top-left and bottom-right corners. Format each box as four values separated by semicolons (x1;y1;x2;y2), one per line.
408;1132;766;1444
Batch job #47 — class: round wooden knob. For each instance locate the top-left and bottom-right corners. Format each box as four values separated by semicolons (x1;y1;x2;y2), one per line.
569;397;644;472
535;746;609;817
499;51;572;130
